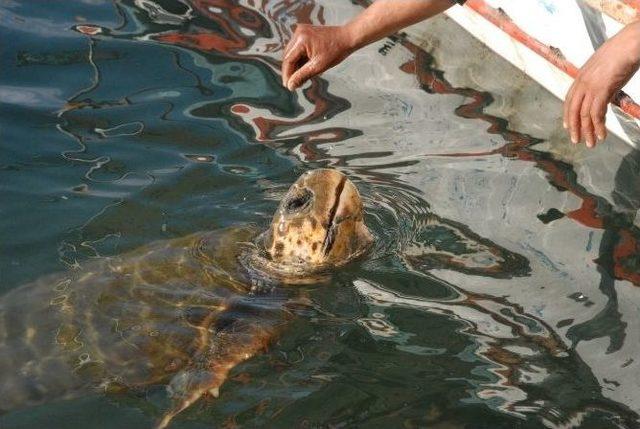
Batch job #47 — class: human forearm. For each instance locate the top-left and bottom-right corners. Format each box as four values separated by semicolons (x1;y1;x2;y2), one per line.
343;0;456;50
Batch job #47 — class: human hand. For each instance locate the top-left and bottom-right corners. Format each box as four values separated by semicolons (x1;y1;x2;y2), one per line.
281;24;356;91
563;22;640;147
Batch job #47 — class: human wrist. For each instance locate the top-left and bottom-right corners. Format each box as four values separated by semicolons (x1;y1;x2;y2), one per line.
340;21;364;52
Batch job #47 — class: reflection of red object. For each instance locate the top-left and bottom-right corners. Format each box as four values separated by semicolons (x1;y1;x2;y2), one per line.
148;0;352;159
74;25;102;36
397;35;640;286
153;1;260;57
231;104;250;114
238;79;333;140
614;230;640;284
157;32;245;52
154;0;324;61
150;0;350;158
566;199;604;229
230;87;350;160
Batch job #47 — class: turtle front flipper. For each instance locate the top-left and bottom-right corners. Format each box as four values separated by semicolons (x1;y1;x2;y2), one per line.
156;318;275;429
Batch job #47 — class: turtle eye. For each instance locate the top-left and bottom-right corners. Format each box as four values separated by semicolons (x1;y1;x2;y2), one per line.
285;189;312;213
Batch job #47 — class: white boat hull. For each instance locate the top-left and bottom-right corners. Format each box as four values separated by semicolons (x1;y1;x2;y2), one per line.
444;0;640;147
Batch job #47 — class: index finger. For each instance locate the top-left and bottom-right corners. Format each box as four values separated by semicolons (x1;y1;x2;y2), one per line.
281;39;305;87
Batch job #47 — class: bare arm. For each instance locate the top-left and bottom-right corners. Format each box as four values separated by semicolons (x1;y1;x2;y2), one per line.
342;0;456;50
282;0;456;90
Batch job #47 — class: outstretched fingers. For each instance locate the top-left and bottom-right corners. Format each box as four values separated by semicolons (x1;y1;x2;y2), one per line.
282;37;306;87
564;86;608;148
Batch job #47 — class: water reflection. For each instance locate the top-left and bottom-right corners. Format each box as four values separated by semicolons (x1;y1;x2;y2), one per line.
382;34;640;412
2;0;640;427
568;147;640;352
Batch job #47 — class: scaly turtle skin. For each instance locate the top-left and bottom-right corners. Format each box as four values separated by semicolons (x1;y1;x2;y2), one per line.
0;169;373;428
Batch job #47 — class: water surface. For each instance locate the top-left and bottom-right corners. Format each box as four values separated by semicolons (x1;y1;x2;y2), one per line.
2;1;640;428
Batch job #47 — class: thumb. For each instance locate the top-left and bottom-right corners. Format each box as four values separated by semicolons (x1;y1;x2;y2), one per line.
287;59;321;90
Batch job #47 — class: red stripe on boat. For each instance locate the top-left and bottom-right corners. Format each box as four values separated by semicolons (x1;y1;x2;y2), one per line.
464;0;640;121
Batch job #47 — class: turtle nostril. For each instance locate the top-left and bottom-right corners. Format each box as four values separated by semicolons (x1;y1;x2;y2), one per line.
285;189;312;213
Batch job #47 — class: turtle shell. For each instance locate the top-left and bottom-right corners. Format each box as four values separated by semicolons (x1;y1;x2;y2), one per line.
0;227;288;413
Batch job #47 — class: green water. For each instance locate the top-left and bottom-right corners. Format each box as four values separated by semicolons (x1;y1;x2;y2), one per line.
2;1;640;428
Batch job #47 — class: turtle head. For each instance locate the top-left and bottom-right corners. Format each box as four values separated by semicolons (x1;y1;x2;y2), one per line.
265;169;373;270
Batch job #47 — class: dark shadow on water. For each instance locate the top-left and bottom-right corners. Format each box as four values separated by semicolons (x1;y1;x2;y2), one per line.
568;147;640;353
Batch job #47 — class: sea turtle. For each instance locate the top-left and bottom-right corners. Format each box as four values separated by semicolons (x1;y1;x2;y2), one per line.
0;168;373;428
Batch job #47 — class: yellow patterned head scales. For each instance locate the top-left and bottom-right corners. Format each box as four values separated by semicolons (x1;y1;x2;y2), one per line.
266;169;373;267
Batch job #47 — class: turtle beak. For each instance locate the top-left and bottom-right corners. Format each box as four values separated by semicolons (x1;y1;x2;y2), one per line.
321;175;347;255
